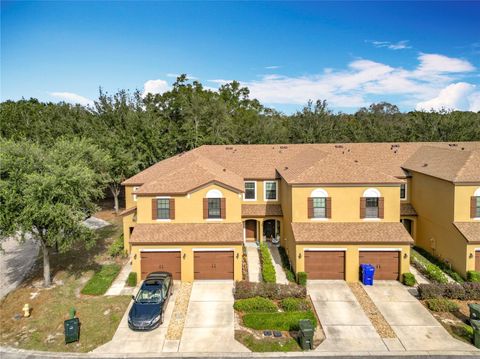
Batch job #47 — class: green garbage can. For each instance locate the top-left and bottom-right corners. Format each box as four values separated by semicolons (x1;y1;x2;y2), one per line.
469;304;480;321
471;319;480;349
64;318;80;344
298;319;314;350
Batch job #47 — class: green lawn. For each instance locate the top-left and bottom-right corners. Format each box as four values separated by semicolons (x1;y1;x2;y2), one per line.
235;330;301;352
81;264;121;295
242;311;317;331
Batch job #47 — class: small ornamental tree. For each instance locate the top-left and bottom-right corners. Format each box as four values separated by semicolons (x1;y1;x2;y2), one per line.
0;138;110;286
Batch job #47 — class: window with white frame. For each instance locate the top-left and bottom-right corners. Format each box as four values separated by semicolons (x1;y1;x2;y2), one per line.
156;198;170;219
363;188;381;219
264;181;277;201
244;181;256;201
310;188;329;219
206;189;223;219
400;183;407;200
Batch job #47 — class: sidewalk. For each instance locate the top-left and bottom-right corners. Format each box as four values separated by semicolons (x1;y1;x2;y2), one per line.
105;261;134;296
245;243;261;282
267;242;289;284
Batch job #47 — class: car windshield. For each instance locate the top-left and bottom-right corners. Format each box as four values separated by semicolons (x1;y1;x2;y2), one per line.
135;284;163;303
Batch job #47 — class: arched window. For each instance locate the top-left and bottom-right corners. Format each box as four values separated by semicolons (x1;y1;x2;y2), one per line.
309;188;330;219
205;189;224;219
362;188;382;219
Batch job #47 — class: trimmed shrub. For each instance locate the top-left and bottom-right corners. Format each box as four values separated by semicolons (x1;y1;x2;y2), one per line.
108;234;124;257
259;243;276;283
126;272;137;287
467;271;480;282
280;298;310;312
242;311;317;331
297;272;307;286
234;297;277;313
278;246;296;282
402;273;416;287
81;264;121;295
234;281;307;300
412;249;448;284
413;247;464;283
425;298;459;312
418;282;480;300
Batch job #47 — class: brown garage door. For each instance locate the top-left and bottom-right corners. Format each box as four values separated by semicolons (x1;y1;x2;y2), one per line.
304;251;345;280
140;251;181;280
476;251;480;271
194;251;234;280
359;251;400;280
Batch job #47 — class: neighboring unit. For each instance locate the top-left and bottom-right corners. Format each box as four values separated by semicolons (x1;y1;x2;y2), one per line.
121;142;480;282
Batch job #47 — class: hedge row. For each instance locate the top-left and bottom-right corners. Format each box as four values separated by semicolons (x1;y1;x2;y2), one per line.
259;243;276;283
234;281;307;300
418;282;480;300
233;297;277;313
413;247;464;283
242;311;317;331
277;246;296;282
467;271;480;282
411;249;448;284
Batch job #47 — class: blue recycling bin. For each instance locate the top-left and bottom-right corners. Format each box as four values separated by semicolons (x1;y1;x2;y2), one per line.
360;264;375;285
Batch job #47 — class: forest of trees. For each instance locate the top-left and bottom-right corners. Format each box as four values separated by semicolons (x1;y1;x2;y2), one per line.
1;75;479;286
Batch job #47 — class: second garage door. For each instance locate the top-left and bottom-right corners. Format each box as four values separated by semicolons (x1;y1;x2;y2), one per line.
304;251;345;279
476;251;480;271
194;251;234;279
359;251;400;280
140;251;181;280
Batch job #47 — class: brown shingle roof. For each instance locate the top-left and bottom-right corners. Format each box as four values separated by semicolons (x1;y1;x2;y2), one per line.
129;223;243;245
277;147;402;184
291;222;413;244
402;146;480;183
400;203;417;216
453;222;480;243
119;206;137;216
242;204;283;217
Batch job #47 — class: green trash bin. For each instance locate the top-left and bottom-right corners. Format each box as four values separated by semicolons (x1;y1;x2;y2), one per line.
298;319;314;350
469;304;480;321
471;319;480;349
64;318;80;344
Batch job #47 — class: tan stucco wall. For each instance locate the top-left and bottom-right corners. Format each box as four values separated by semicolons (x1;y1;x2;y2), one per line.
241;179;281;204
467;244;480;272
123;212;135;253
410;171;469;276
124;185;137;210
136;184;242;223
454;185;480;221
295;243;410;282
130;244;243;282
401;178;412;204
279;179;296;267
291;185;401;222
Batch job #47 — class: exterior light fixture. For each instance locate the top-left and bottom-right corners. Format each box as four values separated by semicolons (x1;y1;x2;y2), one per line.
183;253;187;260
133;254;137;260
298;253;302;259
236;253;240;259
469;253;474;259
403;253;408;259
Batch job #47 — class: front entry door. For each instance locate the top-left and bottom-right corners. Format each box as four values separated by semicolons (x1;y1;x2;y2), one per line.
264;220;276;241
245;220;257;242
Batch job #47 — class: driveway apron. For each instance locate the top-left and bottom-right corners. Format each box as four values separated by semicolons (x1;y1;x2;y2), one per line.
178;280;248;352
308;280;387;352
364;281;478;352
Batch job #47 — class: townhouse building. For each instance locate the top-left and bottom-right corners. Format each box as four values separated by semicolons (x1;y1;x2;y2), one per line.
121;142;480;282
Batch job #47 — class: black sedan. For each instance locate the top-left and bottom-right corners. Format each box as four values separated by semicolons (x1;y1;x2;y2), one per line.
128;272;173;331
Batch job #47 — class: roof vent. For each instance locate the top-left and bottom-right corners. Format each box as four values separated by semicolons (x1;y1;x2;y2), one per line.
448;143;458;147
225;146;233;150
280;145;288;149
461;147;465;150
391;144;400;148
223;168;226;172
354;160;358;163
284;166;289;170
422;163;428;167
335;145;344;148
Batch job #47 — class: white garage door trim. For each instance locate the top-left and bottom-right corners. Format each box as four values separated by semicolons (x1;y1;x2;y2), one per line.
305;248;347;252
140;248;181;252
193;248;234;252
359;248;401;252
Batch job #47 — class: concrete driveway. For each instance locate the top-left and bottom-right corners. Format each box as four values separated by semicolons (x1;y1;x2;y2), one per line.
178;281;248;352
364;281;478;352
93;283;177;354
0;236;39;299
309;280;387;352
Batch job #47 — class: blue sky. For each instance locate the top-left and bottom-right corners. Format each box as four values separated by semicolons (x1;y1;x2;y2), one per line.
2;1;479;113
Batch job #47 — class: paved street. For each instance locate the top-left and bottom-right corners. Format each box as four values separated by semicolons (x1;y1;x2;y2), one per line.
0;236;39;299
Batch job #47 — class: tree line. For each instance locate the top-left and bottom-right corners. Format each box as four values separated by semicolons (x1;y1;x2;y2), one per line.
1;75;479;286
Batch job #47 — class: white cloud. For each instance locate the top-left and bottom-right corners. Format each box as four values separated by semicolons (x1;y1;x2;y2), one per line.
143;79;169;97
415;83;476;111
467;91;480;112
208;79;232;85
369;40;411;50
49;92;93;107
265;65;281;69
220;53;478;110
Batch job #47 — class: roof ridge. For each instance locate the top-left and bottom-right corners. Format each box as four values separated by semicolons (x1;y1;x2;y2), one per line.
453;148;475;182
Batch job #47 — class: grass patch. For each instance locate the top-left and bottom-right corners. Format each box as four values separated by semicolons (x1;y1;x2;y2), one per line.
259;243;276;283
235;330;300;352
425;298;459;312
81;264;121;295
277;246;295;282
242;311;317;331
125;272;137;287
280;298;310;312
234;297;277;313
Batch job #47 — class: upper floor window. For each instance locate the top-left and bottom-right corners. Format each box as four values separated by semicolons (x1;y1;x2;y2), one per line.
204;189;225;220
157;199;170;219
400;183;407;200
308;188;331;219
264;181;278;201
244;181;256;201
133;186;140;202
361;188;384;219
472;188;480;219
